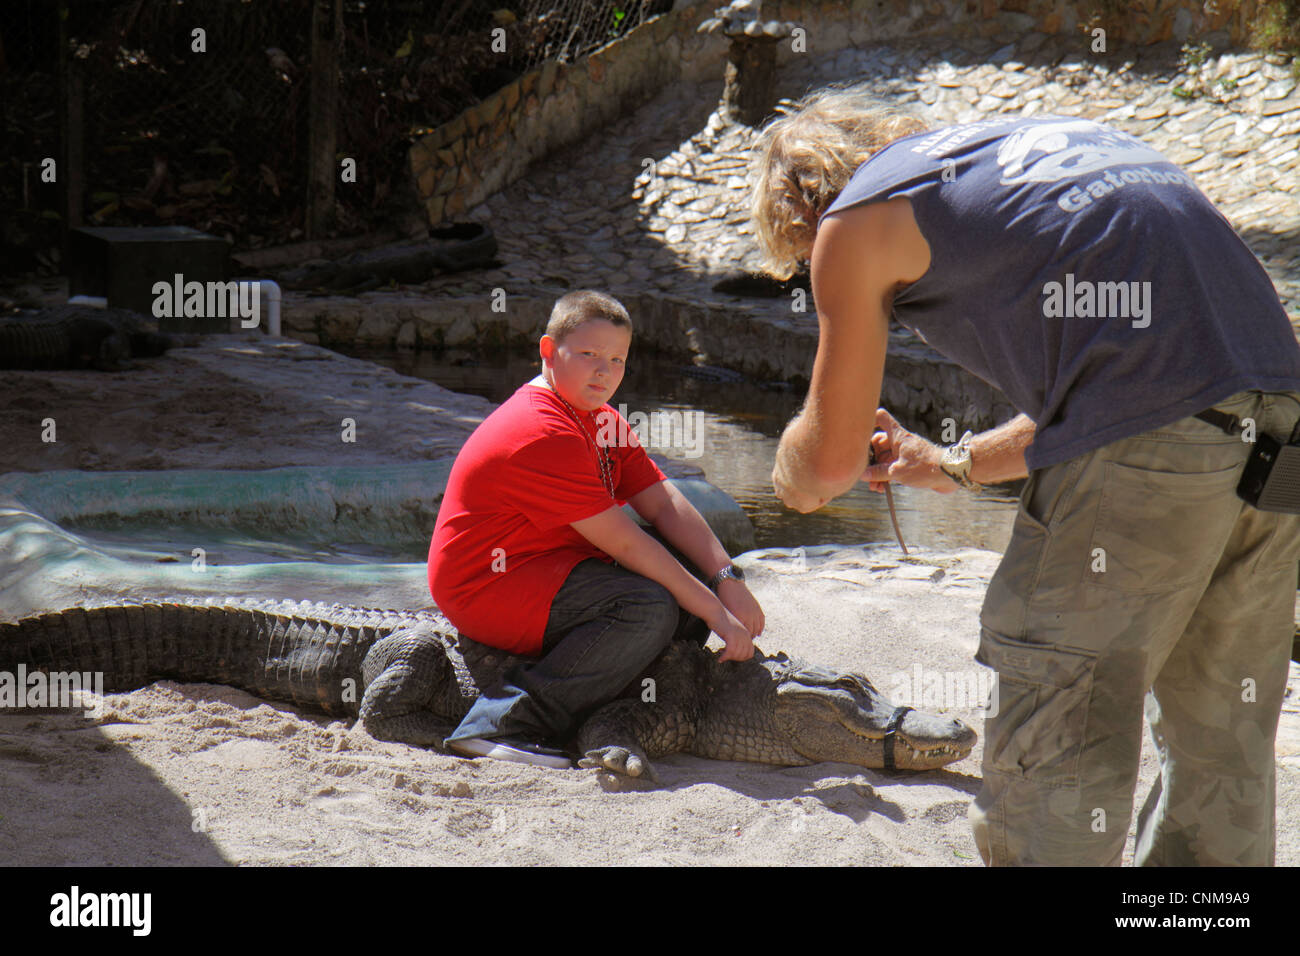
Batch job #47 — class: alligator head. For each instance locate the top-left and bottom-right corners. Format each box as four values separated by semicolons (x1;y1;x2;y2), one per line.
771;655;977;771
693;649;977;772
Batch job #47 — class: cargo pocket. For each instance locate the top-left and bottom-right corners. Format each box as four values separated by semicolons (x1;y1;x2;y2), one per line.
1020;456;1086;535
975;628;1097;787
1088;460;1242;593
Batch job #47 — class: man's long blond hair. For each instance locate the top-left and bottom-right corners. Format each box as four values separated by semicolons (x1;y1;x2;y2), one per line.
749;86;928;280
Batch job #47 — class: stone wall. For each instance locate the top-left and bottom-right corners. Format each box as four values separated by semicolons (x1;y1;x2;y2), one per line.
286;288;1018;433
768;0;1261;58
408;0;1263;228
407;5;728;226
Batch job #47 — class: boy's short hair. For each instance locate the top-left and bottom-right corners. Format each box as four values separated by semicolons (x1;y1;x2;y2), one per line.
546;290;633;344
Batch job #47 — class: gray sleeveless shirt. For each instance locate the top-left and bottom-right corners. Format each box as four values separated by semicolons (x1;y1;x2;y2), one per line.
821;114;1300;470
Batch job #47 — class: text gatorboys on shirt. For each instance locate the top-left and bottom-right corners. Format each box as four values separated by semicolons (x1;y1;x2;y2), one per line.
997;118;1197;211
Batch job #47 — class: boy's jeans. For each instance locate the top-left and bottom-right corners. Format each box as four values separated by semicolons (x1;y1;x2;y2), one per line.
444;531;713;747
969;389;1300;866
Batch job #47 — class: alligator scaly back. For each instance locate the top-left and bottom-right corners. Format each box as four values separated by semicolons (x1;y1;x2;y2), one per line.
0;599;458;717
2;600;976;775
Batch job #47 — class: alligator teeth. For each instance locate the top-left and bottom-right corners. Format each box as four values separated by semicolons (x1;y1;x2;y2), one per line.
900;744;967;758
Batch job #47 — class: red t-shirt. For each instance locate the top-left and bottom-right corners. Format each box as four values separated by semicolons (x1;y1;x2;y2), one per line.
427;382;666;654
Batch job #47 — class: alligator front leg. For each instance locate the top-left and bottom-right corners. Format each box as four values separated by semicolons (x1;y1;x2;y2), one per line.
575;700;661;781
359;628;455;747
575;641;708;780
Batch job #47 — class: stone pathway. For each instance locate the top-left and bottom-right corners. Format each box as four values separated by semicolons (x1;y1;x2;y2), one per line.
429;32;1300;337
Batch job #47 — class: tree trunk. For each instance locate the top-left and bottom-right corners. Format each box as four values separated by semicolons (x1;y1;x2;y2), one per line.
57;0;85;252
307;0;342;239
724;38;778;127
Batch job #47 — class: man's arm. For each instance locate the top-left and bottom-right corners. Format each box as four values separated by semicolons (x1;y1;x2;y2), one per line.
863;410;1036;490
772;197;931;513
970;414;1036;484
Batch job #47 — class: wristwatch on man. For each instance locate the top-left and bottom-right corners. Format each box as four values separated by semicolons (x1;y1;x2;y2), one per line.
939;430;979;490
708;563;746;589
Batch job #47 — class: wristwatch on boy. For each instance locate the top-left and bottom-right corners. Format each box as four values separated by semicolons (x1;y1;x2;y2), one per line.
708;563;745;590
939;430;978;490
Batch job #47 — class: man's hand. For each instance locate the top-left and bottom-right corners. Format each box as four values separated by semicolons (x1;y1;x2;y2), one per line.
708;605;754;662
861;408;958;493
716;577;764;638
772;454;829;513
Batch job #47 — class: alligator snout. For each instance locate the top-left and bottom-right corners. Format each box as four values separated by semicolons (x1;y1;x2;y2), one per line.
773;667;978;771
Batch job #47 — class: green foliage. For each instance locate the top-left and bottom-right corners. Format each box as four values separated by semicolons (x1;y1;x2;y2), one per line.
1250;0;1300;66
1084;0;1298;61
1178;39;1213;70
1171;40;1244;101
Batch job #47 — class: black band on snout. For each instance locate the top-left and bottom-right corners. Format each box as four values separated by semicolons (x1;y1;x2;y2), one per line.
882;705;913;773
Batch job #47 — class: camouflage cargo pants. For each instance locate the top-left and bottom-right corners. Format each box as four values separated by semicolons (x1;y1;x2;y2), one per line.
969;389;1300;866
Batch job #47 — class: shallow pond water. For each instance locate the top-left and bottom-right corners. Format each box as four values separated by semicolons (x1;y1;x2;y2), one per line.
337;346;1022;555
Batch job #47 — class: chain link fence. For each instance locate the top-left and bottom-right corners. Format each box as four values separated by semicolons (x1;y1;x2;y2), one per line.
1;0;674;278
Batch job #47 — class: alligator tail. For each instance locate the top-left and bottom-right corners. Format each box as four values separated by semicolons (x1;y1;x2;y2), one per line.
0;603;378;716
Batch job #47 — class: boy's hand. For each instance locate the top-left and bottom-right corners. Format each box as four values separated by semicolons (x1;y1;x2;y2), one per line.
709;606;754;662
717;578;764;638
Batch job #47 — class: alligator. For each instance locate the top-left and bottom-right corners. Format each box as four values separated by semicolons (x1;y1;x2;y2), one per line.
0;305;183;371
0;598;976;779
278;223;499;294
672;363;792;393
711;269;812;298
676;363;748;385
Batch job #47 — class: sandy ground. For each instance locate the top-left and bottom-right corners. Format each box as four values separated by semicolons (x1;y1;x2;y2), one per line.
0;336;1297;866
1;548;1007;867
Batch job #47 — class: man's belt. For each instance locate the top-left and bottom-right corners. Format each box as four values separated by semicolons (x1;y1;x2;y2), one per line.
1193;407;1245;436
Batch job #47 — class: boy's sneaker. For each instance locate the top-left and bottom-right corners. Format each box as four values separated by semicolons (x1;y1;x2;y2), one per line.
448;736;573;770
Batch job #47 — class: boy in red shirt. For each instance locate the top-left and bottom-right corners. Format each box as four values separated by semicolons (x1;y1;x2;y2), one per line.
428;290;764;769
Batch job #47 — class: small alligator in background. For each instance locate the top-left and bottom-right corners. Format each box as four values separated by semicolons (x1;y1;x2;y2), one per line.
0;599;976;779
712;268;812;298
676;363;748;384
0;305;187;371
673;362;796;393
278;223;500;294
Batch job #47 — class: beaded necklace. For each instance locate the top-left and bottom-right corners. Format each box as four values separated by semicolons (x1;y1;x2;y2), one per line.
549;383;615;498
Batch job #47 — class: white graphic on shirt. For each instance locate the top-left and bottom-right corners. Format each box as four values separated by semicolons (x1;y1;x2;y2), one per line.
909;119;1007;157
996;119;1169;185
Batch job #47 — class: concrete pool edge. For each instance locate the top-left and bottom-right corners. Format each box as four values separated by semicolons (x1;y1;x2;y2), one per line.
0;465;755;621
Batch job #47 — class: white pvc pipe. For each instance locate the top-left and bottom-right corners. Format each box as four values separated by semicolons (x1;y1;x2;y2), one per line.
230;277;282;336
262;279;281;337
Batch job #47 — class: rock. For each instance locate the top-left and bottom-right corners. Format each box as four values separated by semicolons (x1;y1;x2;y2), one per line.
396;321;416;350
